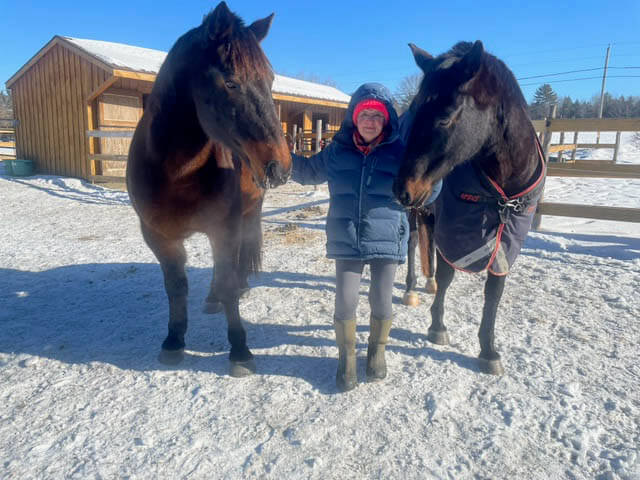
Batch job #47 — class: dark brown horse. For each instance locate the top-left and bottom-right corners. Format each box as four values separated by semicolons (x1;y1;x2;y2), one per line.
126;2;291;376
394;41;545;375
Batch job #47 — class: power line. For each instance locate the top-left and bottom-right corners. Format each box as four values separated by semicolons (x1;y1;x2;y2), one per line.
519;75;640;87
517;67;603;80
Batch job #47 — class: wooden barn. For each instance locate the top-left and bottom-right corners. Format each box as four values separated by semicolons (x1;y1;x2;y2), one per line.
6;35;350;182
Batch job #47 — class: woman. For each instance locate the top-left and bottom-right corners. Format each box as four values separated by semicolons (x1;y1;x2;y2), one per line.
292;83;439;391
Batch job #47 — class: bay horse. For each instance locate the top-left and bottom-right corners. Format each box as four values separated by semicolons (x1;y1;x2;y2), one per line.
126;2;291;376
394;41;545;375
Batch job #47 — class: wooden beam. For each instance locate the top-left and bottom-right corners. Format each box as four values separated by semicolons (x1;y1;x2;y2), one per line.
537;202;640;223
87;130;134;138
112;69;157;82
548;144;577;153
570;143;617;149
89;154;128;163
89;174;126;184
547;162;640;179
272;93;349;109
533;117;640;133
86;76;118;104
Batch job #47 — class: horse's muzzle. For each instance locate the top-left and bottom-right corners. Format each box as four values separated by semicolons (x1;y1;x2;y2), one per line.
265;160;291;188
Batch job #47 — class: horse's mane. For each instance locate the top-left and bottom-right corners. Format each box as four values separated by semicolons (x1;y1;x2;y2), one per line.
446;41;527;110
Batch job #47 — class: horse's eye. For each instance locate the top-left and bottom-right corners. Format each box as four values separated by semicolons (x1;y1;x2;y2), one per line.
225;81;237;90
436;118;452;129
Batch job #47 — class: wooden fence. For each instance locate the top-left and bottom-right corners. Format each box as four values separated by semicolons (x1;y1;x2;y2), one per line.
290;119;338;156
87;129;132;183
0;122;16;160
532;115;640;226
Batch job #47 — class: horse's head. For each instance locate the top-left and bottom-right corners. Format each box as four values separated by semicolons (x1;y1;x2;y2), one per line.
186;2;291;187
394;40;499;207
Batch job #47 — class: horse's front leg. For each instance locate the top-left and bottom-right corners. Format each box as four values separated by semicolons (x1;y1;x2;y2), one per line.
427;250;455;345
210;222;256;377
403;209;420;306
141;225;189;365
478;272;506;375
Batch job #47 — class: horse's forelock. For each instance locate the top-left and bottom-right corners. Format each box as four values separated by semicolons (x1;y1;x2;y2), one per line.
228;29;273;81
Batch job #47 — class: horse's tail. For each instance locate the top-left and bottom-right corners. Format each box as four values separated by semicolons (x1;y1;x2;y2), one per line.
417;214;431;278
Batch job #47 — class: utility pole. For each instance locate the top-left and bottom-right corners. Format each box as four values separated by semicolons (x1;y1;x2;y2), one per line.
596;44;611;143
598;44;611;118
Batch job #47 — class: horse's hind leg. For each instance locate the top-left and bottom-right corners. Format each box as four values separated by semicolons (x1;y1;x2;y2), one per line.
141;225;188;365
478;272;506;375
421;211;437;294
427;250;455;345
403;209;420;307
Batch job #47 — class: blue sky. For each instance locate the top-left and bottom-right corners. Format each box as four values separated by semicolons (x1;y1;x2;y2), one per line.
3;1;640;103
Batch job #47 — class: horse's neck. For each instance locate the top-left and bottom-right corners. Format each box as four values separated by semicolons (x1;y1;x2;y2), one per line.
148;88;209;161
476;111;539;196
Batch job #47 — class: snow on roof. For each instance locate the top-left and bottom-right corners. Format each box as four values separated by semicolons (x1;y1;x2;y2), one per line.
64;37;350;104
65;37;166;74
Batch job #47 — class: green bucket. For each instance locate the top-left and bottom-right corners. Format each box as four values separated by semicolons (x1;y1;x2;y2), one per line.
1;160;12;175
9;159;35;176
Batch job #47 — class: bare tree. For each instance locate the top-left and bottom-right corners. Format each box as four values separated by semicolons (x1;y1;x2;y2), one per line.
392;74;422;114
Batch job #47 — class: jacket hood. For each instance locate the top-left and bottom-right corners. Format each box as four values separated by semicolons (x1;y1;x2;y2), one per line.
334;83;400;145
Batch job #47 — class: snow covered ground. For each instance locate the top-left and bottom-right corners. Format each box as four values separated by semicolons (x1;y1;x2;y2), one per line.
1;136;639;479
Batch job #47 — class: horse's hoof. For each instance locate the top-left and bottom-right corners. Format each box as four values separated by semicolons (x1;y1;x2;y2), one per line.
425;277;438;294
158;348;185;365
479;358;505;375
402;291;420;307
427;329;450;345
203;301;223;314
478;358;504;375
336;375;357;392
229;359;256;377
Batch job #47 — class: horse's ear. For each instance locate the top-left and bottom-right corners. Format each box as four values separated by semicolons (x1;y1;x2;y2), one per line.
248;13;274;43
205;1;235;42
463;40;484;78
409;43;434;73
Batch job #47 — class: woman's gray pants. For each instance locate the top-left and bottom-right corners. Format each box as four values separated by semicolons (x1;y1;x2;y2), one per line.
334;259;398;322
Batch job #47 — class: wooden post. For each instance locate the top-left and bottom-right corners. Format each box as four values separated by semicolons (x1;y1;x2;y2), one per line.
541;104;556;164
557;131;565;163
315;119;322;153
533;103;557;231
292;124;297;154
571;131;578;162
303;110;312;153
613;131;621;164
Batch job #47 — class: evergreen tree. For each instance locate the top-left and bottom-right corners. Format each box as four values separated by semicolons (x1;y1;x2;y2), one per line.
529;83;559;119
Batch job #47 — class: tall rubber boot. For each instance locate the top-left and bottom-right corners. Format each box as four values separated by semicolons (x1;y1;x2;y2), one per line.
334;319;357;392
366;316;392;381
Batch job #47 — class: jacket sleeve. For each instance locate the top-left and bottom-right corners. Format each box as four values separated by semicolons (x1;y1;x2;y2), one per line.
290;144;333;185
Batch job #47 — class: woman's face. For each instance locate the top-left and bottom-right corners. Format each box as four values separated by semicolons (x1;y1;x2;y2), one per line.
356;109;386;142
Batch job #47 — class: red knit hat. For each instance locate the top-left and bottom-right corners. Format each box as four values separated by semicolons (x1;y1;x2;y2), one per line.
352;99;389;125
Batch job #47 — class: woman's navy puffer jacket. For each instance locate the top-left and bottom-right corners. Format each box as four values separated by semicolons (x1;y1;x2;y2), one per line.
291;83;409;262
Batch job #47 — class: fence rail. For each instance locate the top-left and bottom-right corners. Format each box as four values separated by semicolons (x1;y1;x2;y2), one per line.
87;129;133;183
533;112;640;226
